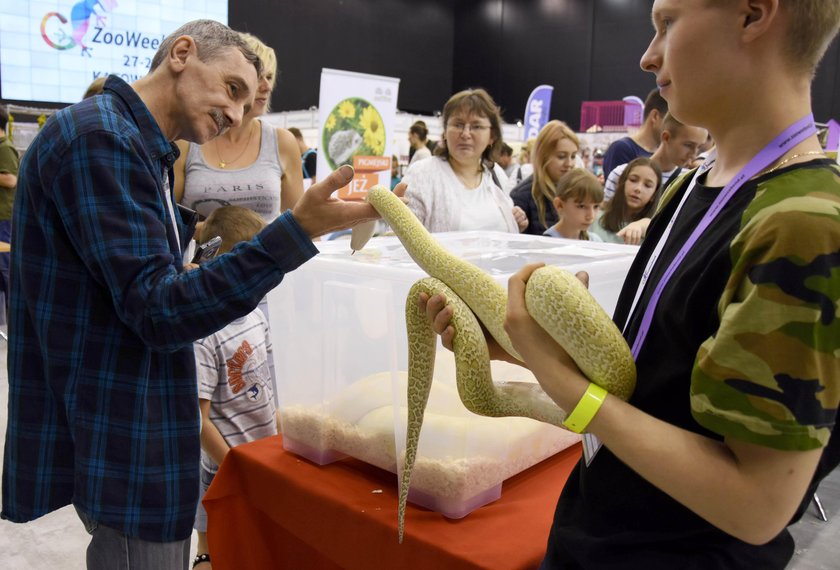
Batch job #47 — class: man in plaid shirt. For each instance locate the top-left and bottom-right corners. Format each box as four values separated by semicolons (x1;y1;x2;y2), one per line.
1;19;377;569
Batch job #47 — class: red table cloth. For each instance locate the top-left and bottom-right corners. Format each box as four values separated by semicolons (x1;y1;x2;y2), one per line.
204;435;581;570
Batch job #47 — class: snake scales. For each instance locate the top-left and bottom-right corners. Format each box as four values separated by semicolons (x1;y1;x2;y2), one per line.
356;185;636;543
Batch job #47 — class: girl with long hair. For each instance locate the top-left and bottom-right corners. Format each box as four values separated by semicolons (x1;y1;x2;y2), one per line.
590;156;662;244
510;120;580;235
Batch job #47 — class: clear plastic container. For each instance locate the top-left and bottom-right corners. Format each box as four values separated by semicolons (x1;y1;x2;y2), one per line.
267;232;637;518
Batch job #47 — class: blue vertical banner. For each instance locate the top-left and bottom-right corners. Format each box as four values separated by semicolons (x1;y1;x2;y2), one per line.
523;84;554;142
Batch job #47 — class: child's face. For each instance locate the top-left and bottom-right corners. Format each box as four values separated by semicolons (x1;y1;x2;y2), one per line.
640;0;736;127
555;197;601;233
623;165;659;214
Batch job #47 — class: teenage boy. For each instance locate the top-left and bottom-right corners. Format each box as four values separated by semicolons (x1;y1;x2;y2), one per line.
603;113;707;202
601;88;668;177
422;1;840;568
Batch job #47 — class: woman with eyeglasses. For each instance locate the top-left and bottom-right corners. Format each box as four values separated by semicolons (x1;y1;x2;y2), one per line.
402;88;528;233
510;120;581;235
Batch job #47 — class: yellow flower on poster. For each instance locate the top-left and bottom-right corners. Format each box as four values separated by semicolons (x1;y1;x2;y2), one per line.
360;106;385;155
338;100;356;119
322;97;385;169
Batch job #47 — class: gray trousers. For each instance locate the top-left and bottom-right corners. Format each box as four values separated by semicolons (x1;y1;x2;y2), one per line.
75;507;191;570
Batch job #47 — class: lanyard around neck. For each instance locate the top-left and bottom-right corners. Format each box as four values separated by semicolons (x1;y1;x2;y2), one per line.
624;114;818;360
161;166;181;253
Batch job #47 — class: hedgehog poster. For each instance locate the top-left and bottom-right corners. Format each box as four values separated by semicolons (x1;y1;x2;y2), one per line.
317;68;399;200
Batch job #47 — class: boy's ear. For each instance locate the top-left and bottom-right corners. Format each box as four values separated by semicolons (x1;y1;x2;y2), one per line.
648;108;663;125
553;196;564;211
741;0;779;42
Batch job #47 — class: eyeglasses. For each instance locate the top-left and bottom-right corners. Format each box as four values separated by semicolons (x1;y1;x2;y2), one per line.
446;122;491;134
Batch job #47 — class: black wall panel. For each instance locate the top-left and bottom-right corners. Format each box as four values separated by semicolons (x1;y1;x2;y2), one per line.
452;0;595;126
453;0;839;127
229;0;455;115
451;0;502;110
5;1;837;125
812;35;840;122
589;0;656;101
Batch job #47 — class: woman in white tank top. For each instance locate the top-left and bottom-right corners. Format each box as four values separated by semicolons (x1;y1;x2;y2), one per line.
173;33;303;229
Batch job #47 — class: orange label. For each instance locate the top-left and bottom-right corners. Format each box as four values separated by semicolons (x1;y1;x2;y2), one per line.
337;172;379;201
353;155;391;173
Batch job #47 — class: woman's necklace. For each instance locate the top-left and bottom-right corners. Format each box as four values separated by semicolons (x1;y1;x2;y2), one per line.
215;121;256;169
449;158;483;188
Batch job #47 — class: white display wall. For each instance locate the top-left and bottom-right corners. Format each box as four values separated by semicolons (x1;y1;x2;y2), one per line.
262;109;534;171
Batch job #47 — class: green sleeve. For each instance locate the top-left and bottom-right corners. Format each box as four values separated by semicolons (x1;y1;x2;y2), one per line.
0;142;20;175
691;169;840;450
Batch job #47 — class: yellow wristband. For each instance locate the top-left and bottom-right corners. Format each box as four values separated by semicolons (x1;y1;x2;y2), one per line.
563;383;608;434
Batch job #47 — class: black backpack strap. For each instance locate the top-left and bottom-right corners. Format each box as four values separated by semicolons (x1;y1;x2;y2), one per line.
302;149;316;178
490;166;502;190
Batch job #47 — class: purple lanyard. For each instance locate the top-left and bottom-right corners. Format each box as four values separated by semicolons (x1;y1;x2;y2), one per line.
629;114;817;359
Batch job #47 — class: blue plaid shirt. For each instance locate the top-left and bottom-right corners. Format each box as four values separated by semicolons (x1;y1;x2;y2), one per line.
1;76;317;541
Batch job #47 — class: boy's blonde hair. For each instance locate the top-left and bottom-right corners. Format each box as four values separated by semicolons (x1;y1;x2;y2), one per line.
553;168;604;204
532;120;581;229
782;1;840;74
201;206;267;254
707;0;840;74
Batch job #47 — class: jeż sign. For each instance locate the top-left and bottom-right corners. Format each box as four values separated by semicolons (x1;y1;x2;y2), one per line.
337;156;391;200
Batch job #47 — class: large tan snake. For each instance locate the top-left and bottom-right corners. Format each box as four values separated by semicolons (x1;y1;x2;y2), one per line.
355;185;636;543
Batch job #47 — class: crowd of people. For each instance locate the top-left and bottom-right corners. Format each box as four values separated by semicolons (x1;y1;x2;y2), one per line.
387;88;691;246
2;2;840;569
385;79;706;246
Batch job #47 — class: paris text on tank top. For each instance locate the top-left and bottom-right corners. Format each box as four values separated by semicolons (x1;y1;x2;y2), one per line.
182;119;284;221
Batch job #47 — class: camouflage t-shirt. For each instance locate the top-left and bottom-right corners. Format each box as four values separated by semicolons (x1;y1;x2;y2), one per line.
690;162;840;450
545;160;840;569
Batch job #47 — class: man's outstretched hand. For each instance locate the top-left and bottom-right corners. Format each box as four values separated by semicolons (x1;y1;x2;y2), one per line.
291;165;381;238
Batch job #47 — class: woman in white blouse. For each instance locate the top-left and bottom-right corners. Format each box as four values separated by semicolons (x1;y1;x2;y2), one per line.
403;88;527;233
407;123;432;166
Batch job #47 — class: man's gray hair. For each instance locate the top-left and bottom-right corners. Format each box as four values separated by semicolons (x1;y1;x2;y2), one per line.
150;20;261;78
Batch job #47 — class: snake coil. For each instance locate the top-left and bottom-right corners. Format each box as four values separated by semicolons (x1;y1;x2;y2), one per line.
355;185;636;543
